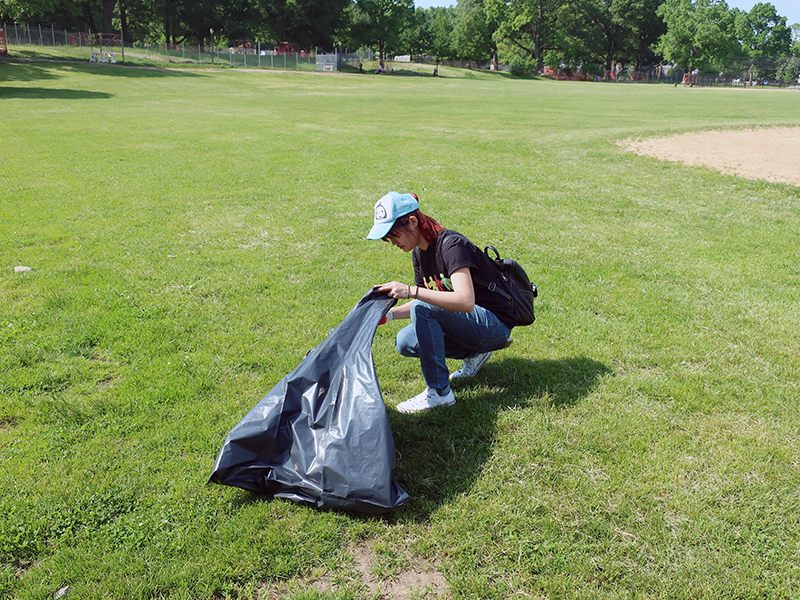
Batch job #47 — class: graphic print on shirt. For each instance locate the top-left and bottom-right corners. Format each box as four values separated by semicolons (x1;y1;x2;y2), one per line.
425;273;452;292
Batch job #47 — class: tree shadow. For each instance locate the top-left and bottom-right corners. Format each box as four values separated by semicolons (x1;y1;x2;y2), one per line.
386;356;613;518
76;63;210;78
0;59;208;83
0;86;113;99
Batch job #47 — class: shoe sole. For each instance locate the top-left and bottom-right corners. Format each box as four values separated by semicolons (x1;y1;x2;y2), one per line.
397;397;456;413
450;339;514;380
450;351;493;380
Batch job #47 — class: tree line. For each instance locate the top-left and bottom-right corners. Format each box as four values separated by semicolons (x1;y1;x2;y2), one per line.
2;0;798;76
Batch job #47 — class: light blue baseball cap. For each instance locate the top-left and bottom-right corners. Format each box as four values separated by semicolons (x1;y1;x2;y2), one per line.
366;192;420;240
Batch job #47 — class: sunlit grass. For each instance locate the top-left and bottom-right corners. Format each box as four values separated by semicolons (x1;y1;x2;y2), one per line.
1;59;799;599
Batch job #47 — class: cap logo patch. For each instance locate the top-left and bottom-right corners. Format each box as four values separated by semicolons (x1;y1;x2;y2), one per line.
375;204;388;221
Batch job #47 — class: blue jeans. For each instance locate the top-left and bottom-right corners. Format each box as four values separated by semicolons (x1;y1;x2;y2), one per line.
395;300;512;393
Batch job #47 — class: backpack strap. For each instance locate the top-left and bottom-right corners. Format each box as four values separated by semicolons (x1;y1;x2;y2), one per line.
473;244;513;303
472;273;513;303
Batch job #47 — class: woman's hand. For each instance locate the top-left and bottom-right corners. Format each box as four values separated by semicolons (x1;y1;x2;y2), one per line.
373;268;476;314
373;281;417;300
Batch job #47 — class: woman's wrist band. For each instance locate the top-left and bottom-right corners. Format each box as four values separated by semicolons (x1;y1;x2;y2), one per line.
385;311;394;321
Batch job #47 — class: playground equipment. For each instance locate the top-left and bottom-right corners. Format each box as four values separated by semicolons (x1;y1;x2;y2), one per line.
90;51;116;63
87;33;121;64
274;41;299;54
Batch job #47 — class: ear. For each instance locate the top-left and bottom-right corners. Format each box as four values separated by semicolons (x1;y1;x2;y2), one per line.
408;215;419;229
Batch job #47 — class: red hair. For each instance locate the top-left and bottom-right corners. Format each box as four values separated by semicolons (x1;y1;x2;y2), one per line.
388;194;444;245
414;210;445;244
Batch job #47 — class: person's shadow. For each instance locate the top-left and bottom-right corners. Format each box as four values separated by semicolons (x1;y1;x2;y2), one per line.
387;356;612;516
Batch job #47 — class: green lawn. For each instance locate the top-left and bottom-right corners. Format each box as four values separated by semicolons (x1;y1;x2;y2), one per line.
1;59;799;599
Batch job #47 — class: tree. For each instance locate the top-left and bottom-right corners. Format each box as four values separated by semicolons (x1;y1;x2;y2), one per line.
657;0;739;71
0;0;65;23
252;0;351;49
349;0;414;63
398;6;429;57
559;0;630;74
487;0;569;72
426;5;456;60
1;0;117;33
625;0;666;69
561;0;665;74
735;2;791;57
452;0;497;65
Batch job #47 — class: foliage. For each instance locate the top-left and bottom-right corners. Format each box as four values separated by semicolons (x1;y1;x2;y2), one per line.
397;6;429;57
656;0;739;71
452;0;497;64
734;2;791;57
251;0;352;50
620;0;667;68
0;0;58;22
426;5;457;60
487;0;568;72
349;0;415;63
2;0;798;71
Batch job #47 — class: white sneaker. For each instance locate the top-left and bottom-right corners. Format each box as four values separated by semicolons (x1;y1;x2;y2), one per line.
449;351;492;380
397;387;456;414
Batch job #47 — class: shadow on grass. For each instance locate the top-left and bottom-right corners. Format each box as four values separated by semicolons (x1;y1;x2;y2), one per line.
0;58;208;81
0;86;113;99
343;67;518;80
387;356;612;517
213;356;610;520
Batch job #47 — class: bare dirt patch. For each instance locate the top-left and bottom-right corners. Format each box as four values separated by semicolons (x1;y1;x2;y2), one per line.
350;542;450;599
619;127;800;187
263;541;450;599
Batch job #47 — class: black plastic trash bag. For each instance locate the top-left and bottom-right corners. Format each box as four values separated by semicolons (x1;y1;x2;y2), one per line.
209;289;410;514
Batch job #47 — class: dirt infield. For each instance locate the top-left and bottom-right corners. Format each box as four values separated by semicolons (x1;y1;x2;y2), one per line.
619;127;800;187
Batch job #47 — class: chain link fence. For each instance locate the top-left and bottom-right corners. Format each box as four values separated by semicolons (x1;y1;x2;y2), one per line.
597;56;800;87
1;23;375;72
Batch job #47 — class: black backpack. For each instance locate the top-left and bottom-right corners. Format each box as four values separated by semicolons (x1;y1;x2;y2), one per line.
473;245;537;327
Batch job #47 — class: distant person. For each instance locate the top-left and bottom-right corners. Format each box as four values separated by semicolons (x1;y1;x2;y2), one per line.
368;192;515;413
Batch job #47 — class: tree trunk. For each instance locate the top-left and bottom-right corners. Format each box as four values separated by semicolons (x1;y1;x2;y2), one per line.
165;1;172;46
535;36;543;73
119;0;128;43
101;0;116;34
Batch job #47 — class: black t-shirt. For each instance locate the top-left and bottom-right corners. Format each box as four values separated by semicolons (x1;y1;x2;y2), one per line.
412;229;517;329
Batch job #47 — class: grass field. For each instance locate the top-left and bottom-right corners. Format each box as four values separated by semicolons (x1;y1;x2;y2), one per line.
1;58;800;599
